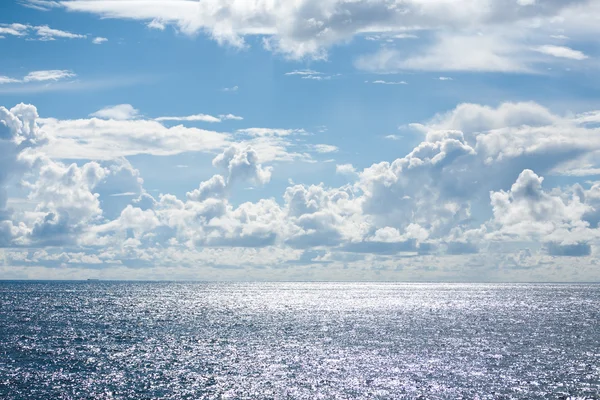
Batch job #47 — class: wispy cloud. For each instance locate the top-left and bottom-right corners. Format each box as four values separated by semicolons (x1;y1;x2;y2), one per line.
34;25;86;40
23;70;76;82
285;69;322;76
384;134;403;140
438;76;453;81
155;113;243;123
155;114;222;123
18;0;60;11
285;69;338;81
222;85;238;92
534;45;588;60
0;22;90;41
311;144;339;153
0;69;76;85
0;76;22;84
370;80;408;85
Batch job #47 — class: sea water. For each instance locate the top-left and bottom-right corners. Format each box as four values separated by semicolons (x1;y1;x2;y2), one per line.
0;282;598;399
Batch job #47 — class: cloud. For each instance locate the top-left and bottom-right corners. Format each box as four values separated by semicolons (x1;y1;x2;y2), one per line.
311;144;338;154
371;80;408;85
92;36;108;44
38;117;230;159
384;135;402;140
18;0;61;11
0;22;87;41
285;69;322;76
286;69;337;81
90;104;140;120
34;25;86;40
155;112;245;123
155;113;221;123
534;45;588;60
220;114;243;121
336;164;356;175
54;0;596;67
356;34;531;73
0;23;29;37
0;70;76;84
439;76;453;81
186;175;227;202
0;76;21;84
147;19;166;30
212;145;273;185
222;85;238;92
24;70;76;82
0;104;48;247
5;100;600;280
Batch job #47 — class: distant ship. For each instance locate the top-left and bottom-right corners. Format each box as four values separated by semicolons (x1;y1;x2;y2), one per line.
86;278;100;281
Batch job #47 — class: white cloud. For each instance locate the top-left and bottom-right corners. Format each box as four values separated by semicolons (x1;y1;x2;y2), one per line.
220;113;243;121
285;69;322;76
154;112;242;123
0;76;22;84
336;164;356;175
38;117;230;159
90;104;140;120
213;145;273;185
155;114;244;123
0;70;76;85
0;22;89;41
34;25;86;40
371;80;408;85
222;85;238;92
0;23;29;36
147;19;166;30
439;76;453;81
155;113;221;123
311;144;339;154
534;45;588;60
92;36;108;44
5;100;600;281
18;1;61;11
286;69;334;80
54;0;596;69
24;70;76;82
356;34;531;73
384;135;402;140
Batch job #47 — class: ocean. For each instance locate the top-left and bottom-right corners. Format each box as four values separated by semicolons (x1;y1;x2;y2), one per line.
0;282;598;399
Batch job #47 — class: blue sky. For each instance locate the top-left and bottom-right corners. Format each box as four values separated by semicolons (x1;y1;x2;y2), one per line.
1;0;600;281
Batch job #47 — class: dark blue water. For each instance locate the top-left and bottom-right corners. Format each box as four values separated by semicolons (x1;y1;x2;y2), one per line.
0;282;598;399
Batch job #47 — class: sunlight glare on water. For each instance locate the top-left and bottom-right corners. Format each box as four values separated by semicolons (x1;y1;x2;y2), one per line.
0;282;598;399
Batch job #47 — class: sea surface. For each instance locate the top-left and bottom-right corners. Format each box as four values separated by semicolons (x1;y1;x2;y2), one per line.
0;282;598;399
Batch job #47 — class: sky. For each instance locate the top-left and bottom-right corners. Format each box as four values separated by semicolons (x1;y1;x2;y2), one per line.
1;0;600;281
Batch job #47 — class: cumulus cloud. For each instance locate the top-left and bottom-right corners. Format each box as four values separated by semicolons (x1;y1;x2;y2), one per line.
5;99;600;280
0;104;48;245
186;175;227;202
213;145;272;185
